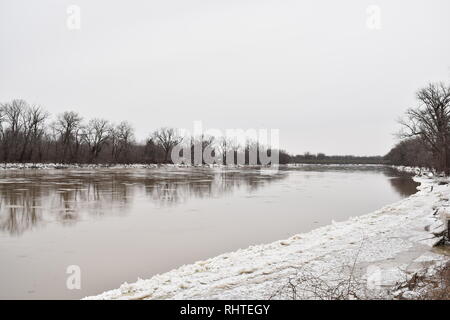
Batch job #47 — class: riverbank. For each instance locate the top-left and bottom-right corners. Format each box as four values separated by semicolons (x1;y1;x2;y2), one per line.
0;162;394;170
0;162;161;170
84;172;449;300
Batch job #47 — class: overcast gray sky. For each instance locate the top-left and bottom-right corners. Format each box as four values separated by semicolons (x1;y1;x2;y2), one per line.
1;0;450;155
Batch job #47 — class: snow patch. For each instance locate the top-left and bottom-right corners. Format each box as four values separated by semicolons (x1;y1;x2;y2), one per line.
84;173;450;300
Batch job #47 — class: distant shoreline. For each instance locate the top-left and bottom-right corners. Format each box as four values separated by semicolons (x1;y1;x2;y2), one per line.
0;162;391;171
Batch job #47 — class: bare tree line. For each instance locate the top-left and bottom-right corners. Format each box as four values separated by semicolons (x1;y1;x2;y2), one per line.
0;99;286;164
290;153;385;164
386;82;450;174
6;82;445;168
0;100;141;163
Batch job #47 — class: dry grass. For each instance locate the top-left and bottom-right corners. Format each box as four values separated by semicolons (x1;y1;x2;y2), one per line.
393;261;450;300
271;238;450;300
269;239;379;300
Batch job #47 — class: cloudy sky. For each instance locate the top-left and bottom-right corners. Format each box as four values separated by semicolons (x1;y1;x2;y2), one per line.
1;0;449;155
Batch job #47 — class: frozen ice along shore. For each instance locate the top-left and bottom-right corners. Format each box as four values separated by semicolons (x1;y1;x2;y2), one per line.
0;162;162;170
85;169;450;300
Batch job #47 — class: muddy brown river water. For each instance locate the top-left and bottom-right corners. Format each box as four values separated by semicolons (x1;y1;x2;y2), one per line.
0;165;419;299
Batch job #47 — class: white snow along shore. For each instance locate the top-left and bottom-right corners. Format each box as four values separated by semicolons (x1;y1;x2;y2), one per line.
85;174;450;300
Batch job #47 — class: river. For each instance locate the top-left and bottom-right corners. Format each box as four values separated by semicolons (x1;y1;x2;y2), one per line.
0;165;419;299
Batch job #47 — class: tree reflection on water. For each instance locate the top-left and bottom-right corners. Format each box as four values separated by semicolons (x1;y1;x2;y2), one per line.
0;167;286;235
0;166;419;236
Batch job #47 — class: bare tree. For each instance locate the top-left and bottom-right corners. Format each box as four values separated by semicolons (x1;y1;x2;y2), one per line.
189;134;217;165
0;99;28;161
19;106;49;162
385;137;433;169
399;82;450;174
152;127;183;163
0;104;7;160
81;118;110;162
53;111;83;162
217;136;233;165
109;121;134;163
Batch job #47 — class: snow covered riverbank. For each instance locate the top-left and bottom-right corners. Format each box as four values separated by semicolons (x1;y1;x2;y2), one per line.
0;162;385;171
85;173;449;300
0;163;161;170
